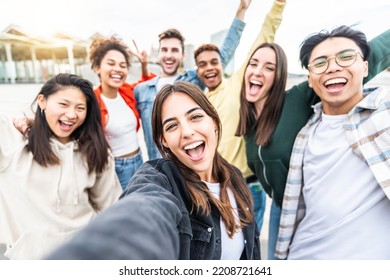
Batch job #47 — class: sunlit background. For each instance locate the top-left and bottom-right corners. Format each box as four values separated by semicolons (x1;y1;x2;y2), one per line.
2;0;389;74
1;2;389;254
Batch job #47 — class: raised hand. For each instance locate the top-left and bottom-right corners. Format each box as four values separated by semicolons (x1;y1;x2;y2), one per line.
129;39;151;77
13;116;32;135
236;0;253;20
129;39;149;66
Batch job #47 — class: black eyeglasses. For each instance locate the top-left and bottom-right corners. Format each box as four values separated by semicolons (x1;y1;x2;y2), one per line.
308;49;363;74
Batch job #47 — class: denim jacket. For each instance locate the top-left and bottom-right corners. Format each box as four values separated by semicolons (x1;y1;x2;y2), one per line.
134;18;246;160
122;158;261;259
46;158;260;260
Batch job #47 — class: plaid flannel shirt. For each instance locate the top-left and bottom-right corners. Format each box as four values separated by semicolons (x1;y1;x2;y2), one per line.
275;86;390;259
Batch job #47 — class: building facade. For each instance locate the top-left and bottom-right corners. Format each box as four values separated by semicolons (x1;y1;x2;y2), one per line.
0;25;89;84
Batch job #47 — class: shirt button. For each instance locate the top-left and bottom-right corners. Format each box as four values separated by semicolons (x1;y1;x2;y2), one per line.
244;240;247;244
207;227;212;232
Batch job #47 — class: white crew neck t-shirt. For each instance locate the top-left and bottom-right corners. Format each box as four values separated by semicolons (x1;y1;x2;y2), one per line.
101;94;139;157
205;181;244;260
288;113;390;259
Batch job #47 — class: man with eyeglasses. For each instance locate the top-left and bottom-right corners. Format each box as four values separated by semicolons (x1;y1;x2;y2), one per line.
276;25;390;259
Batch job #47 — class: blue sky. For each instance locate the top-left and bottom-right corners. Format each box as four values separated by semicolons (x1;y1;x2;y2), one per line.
2;0;389;74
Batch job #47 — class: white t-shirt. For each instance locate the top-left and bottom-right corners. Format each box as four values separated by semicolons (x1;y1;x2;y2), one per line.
156;76;178;91
288;113;390;259
101;94;139;157
205;182;244;260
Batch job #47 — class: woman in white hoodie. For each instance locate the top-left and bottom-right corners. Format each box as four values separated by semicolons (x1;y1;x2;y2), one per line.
0;73;122;259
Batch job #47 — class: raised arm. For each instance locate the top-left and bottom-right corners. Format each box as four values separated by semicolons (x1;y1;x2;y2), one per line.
236;0;252;21
46;192;181;259
246;0;286;63
219;0;252;66
263;28;390;207
0;114;23;171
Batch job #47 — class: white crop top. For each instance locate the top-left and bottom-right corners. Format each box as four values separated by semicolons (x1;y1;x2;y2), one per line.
101;94;139;157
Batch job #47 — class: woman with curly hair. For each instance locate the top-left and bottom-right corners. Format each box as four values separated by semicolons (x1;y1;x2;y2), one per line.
89;35;155;190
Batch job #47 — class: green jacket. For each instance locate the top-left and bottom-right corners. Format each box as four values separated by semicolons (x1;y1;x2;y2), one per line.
245;29;390;208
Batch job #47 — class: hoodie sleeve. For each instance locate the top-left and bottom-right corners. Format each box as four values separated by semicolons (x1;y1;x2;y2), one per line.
0;114;23;172
88;151;122;211
45;191;181;259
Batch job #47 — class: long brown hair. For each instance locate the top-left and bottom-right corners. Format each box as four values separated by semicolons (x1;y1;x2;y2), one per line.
152;81;253;237
236;43;288;146
26;73;110;174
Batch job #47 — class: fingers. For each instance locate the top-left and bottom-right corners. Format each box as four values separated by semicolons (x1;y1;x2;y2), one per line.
132;39;140;54
13;117;29;134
